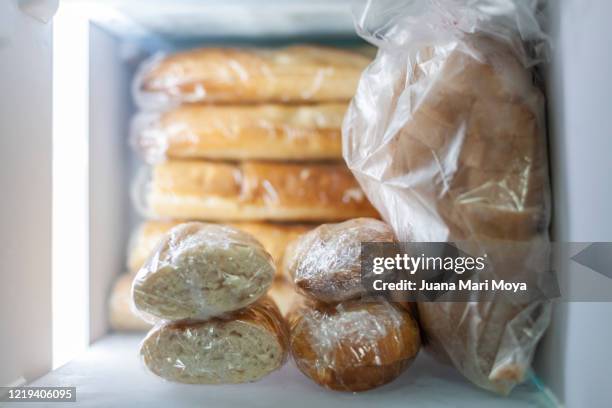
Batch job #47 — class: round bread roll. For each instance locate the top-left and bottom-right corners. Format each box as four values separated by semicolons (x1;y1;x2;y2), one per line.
289;299;420;392
132;222;275;322
141;296;288;384
284;218;395;303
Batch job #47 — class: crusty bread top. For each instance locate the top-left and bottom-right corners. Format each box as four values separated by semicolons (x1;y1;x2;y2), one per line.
150;160;378;215
139;45;371;104
284;218;395;303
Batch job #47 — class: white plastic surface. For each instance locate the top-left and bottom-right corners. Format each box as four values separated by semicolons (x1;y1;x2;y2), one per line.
8;334;556;408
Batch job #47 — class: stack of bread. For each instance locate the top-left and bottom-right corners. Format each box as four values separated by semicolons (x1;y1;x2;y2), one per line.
105;44;388;384
284;218;422;391
133;222;288;383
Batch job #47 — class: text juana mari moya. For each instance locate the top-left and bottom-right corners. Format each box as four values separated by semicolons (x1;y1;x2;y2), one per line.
369;253;528;293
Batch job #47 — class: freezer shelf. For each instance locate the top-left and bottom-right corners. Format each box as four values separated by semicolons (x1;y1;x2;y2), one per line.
6;334;555;408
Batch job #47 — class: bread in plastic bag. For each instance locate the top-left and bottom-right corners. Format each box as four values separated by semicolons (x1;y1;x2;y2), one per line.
343;0;551;394
289;298;420;392
131;103;347;163
140;296;288;384
133;160;379;222
132;222;275;322
284;218;395;303
127;220;312;278
133;45;371;109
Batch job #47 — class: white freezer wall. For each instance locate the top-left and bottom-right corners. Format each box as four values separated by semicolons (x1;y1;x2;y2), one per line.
537;0;612;407
0;1;54;385
88;24;133;342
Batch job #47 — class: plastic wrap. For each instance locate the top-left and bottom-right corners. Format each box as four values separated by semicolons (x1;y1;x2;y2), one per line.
127;220;312;278
140;296;288;384
132;222;275;322
284;218;395;303
289;299;420;392
131;103;347;163
108;273;151;332
133;45;371;109
343;0;551;394
133;160;379;222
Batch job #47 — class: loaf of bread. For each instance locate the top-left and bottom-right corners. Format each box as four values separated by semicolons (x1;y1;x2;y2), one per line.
344;29;552;394
134;45;371;108
284;218;395;303
289;299;420;391
132;222;275;322
141;296;288;384
267;280;296;316
127;220;312;275
108;273;151;332
345;35;549;242
140;161;378;222
132;103;346;162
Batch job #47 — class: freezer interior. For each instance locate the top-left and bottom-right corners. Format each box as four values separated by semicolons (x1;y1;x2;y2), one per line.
1;0;612;407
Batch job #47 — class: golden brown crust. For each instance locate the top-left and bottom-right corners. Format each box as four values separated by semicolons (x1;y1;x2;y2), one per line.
289;300;421;392
146;161;379;222
108;273;151;332
139;45;371;104
284;218;395;303
133;104;346;161
128;220;312;274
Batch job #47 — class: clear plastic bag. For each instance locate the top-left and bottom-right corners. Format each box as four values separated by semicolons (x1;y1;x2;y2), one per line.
289;298;421;392
140;296;288;384
343;0;551;394
132;45;371;109
132;222;275;323
130;103;347;163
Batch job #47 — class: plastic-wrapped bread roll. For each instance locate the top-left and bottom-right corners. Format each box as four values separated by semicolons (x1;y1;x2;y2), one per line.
132;103;346;163
344;1;552;394
127;220;312;275
138;161;378;222
132;222;275;322
141;296;288;384
134;45;371;108
108;273;151;332
284;218;395;303
289;299;420;392
267;280;296;316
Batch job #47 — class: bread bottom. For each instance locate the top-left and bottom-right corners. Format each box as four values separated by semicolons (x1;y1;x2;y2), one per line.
141;319;284;384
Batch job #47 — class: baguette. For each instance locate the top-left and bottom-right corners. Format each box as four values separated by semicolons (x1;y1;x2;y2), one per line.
132;104;346;162
143;161;379;222
135;45;370;107
133;222;275;322
141;296;288;384
289;299;420;391
284;218;395;303
127;220;312;275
